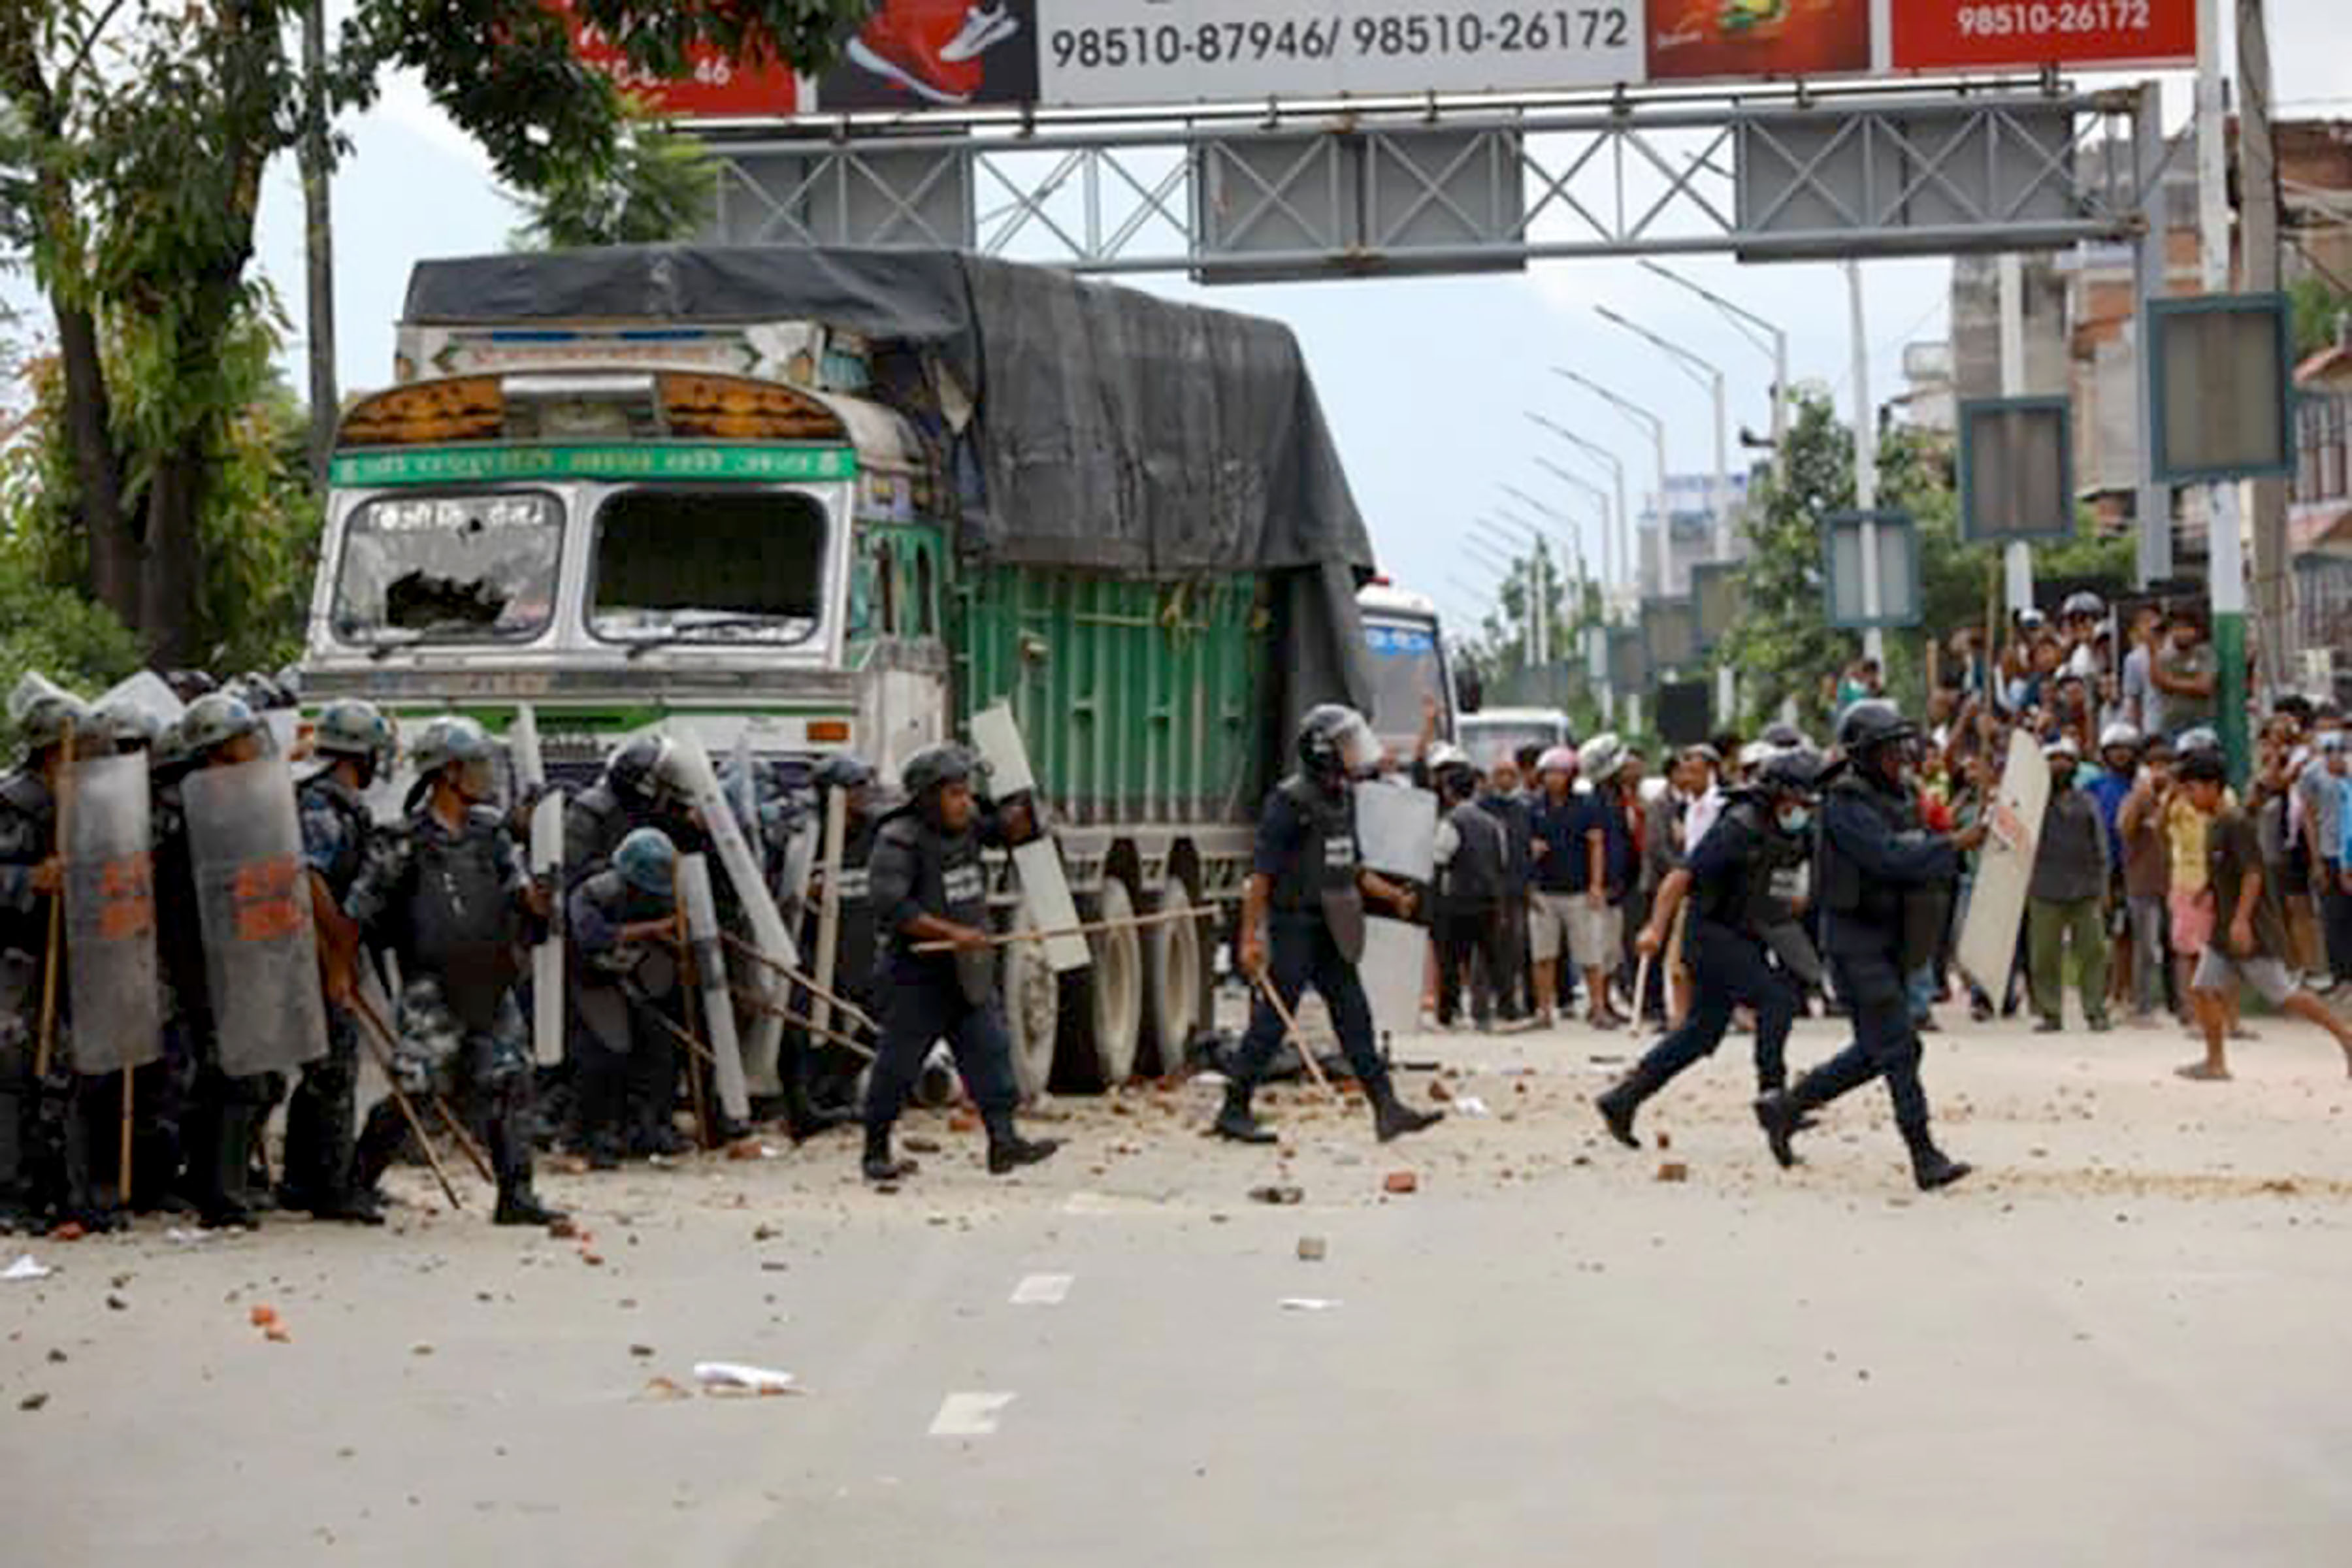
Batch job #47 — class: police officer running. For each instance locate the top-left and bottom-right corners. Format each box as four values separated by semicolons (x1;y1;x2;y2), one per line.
860;743;1060;1184
566;826;685;1169
282;699;395;1222
1215;705;1445;1145
1594;747;1828;1148
340;717;566;1226
1754;700;1987;1191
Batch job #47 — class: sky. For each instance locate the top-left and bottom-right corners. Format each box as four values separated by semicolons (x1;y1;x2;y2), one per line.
203;0;2352;639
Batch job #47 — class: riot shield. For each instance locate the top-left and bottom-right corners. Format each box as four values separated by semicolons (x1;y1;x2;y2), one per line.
182;757;329;1078
664;730;796;1096
678;855;751;1123
63;755;163;1074
1356;783;1438;883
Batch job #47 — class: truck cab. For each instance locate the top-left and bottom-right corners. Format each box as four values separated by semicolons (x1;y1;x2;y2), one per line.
1356;580;1454;764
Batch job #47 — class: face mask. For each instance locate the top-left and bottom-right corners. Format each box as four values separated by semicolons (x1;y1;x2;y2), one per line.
1776;806;1812;835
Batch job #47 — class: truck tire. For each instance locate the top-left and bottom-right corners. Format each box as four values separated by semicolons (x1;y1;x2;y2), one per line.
1060;875;1143;1090
1000;894;1060;1104
1143;881;1206;1078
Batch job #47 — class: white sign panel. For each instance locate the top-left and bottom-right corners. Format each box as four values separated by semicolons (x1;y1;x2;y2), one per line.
1038;1;1642;106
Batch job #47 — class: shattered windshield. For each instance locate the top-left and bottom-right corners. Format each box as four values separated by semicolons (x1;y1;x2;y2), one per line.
332;492;561;644
590;489;827;647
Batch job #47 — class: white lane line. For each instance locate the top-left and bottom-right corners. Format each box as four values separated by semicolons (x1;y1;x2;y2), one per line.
928;1392;1017;1438
1009;1273;1073;1306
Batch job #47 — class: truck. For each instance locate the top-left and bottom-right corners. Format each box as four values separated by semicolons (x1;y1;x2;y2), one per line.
1356;580;1456;760
300;246;1384;1098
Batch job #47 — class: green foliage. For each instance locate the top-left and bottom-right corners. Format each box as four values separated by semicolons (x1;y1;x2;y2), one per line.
509;99;720;250
0;550;143;755
2288;274;2350;360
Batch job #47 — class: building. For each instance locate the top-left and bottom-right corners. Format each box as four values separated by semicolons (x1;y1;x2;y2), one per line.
2289;329;2352;696
1891;341;1957;435
1636;470;1752;598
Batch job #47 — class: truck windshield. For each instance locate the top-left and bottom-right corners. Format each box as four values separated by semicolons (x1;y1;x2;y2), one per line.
332;492;561;644
1363;619;1445;747
591;489;827;646
1461;721;1563;769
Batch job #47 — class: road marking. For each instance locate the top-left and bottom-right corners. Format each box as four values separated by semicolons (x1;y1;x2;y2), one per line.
1009;1273;1072;1306
928;1392;1016;1438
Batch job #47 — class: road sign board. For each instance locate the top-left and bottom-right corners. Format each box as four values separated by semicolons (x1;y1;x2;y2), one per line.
1691;561;1741;655
1642;597;1697;670
1959;397;2077;542
2149;293;2298;484
1821;510;1921;630
1892;0;2195;72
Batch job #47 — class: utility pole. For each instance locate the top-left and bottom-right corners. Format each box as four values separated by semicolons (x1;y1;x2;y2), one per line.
2198;0;2249;781
300;0;338;491
1847;262;1884;665
1998;253;2035;619
2238;0;2292;696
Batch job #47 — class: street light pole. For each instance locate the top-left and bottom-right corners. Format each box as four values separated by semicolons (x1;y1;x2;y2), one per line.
1473;515;1548;666
1550;370;1665;601
1639;260;1791;485
1526;459;1610;610
1595;305;1733;572
1526;412;1625;601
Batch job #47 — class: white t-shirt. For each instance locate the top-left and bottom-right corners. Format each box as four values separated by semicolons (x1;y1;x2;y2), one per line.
2121;644;2162;740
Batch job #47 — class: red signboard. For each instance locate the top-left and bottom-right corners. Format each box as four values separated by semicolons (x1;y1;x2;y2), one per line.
1893;0;2197;71
1648;0;1874;83
564;11;800;118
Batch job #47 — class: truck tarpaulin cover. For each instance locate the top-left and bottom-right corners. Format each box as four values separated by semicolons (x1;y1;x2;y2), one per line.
401;246;1375;715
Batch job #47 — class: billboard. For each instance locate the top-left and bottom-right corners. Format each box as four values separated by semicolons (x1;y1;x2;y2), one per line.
575;1;2200;120
564;12;800;117
1892;0;2196;73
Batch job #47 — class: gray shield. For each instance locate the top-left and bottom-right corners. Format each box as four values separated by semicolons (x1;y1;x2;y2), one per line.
183;757;329;1077
64;755;163;1074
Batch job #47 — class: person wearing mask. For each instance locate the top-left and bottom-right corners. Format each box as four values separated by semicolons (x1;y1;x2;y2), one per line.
2117;739;2178;1026
1526;746;1582;1027
1755;700;1988;1192
2174;749;2352;1081
1428;747;1510;1032
2026;737;2112;1033
1596;747;1827;1146
1215;707;1442;1147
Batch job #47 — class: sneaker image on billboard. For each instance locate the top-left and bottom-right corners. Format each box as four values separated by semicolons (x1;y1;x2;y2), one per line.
834;0;1036;109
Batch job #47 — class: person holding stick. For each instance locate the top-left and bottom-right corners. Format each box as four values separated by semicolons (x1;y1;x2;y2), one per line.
858;743;1059;1185
0;681;99;1233
564;827;687;1170
336;717;565;1228
1213;705;1443;1147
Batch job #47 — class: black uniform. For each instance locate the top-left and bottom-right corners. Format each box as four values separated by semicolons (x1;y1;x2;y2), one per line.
1770;768;1962;1175
280;772;374;1213
1230;776;1390;1090
1597;794;1809;1144
561;781;700;1147
861;804;1021;1139
346;802;558;1222
785;803;875;1129
0;769;75;1228
565;868;680;1164
1433;794;1511;1030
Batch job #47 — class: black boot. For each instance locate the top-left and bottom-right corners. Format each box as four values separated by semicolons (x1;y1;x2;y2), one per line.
489;1105;566;1228
1903;1124;1972;1192
1211;1082;1276;1145
983;1113;1060;1175
862;1123;919;1184
198;1104;261;1231
1369;1079;1443;1143
1754;1089;1806;1170
1595;1062;1663;1149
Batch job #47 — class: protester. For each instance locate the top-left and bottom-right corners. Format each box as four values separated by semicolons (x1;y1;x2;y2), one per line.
2116;738;2177;1027
2026;737;2112;1033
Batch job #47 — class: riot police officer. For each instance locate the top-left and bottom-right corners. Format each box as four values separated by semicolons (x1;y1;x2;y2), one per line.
157;693;281;1228
1594;747;1827;1147
281;699;393;1222
565;734;696;891
566;827;685;1169
0;683;95;1232
1755;700;1987;1191
342;717;565;1226
860;743;1058;1184
1215;705;1444;1145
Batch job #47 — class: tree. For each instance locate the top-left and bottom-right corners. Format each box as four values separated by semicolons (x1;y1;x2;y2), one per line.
1715;392;1862;737
509;97;720;250
2288;273;2351;359
0;0;866;664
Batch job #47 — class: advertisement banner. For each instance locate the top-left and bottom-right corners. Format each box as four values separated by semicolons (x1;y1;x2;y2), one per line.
1646;0;1872;82
565;11;800;116
1892;0;2197;71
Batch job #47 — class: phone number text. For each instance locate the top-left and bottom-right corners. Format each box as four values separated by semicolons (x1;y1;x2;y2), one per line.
1955;0;2155;37
1049;8;1634;72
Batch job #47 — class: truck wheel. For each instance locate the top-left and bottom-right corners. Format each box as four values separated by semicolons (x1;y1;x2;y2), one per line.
1062;875;1144;1090
1143;881;1205;1078
1000;896;1060;1104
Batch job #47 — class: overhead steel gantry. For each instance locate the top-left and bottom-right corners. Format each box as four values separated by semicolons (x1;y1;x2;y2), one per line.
701;77;2162;278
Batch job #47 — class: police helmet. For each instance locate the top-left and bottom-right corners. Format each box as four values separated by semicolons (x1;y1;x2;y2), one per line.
180;692;264;759
606;734;678;807
902;743;979;801
613;827;679;897
1835;698;1918;756
163;670;218;703
812;754;875;795
410;715;497;778
1760;721;1808;750
1755;745;1829;800
94;698;165;754
1577;732;1626;783
150;717;193;775
312;699;394;772
2098;722;2142;755
14;693;90;755
1298;704;1379;783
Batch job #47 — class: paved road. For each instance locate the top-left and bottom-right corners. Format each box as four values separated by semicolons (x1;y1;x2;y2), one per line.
7;1013;2352;1565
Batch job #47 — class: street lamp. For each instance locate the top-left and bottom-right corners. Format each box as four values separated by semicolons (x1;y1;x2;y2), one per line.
1472;515;1550;666
1526;413;1625;595
1497;483;1587;593
1552;368;1665;599
1593;304;1733;566
1638;261;1791;482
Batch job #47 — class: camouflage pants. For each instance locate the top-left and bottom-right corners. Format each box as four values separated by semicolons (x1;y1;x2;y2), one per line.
392;977;532;1098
